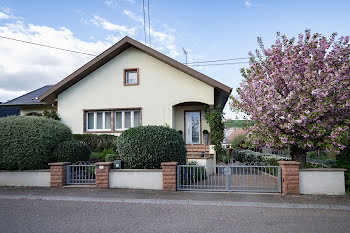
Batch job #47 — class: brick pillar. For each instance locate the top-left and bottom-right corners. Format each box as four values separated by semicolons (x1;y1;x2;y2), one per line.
278;161;300;195
95;162;112;188
48;162;71;188
161;162;178;191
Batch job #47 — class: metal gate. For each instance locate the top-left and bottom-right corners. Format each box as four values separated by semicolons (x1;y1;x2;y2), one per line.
66;162;96;185
177;164;281;193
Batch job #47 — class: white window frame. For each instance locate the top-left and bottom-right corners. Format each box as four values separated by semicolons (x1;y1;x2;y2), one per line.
85;111;112;132
115;110;141;131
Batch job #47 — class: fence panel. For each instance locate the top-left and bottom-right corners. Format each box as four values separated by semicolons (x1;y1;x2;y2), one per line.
177;164;281;193
66;162;96;185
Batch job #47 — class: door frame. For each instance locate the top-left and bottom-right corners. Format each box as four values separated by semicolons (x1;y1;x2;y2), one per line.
184;110;202;144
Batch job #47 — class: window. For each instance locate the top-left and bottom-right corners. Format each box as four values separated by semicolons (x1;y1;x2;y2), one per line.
85;111;111;131
124;68;139;85
115;110;141;130
84;109;141;132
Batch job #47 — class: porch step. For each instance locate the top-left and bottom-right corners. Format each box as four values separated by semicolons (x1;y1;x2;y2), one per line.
186;144;213;159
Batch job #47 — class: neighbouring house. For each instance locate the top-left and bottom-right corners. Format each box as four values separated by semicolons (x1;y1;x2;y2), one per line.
223;128;248;148
0;102;19;117
1;85;55;116
36;36;232;160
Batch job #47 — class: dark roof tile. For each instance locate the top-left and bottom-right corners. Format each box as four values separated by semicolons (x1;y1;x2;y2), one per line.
1;85;54;106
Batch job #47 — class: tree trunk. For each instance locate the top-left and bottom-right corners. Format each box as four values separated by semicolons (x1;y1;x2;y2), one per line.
290;146;307;168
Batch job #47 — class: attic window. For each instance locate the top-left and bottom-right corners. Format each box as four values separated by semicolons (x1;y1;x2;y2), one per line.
124;68;139;86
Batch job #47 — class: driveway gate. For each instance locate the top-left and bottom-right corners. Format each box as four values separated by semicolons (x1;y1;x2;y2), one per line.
177;164;281;193
66;162;96;185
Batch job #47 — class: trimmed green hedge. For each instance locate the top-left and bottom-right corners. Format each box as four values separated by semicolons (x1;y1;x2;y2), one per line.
335;147;350;192
234;150;291;166
73;134;118;152
52;140;91;163
0;116;72;170
116;126;186;169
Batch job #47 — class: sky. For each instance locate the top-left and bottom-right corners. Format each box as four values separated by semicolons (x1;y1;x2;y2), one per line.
0;0;349;119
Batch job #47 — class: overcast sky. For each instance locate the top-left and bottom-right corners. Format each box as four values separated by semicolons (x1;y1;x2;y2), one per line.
0;0;349;118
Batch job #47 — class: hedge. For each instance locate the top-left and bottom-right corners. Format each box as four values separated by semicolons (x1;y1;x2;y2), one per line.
335;146;350;192
0;116;72;170
116;126;186;169
73;134;118;152
234;149;291;166
52;140;91;163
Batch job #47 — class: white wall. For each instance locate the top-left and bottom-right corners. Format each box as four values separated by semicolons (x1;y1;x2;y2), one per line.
109;169;162;190
187;158;216;175
58;47;214;134
0;170;50;187
299;169;346;195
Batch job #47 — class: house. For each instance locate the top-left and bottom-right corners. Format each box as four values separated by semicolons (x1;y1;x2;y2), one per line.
38;36;232;158
1;85;55;116
0;102;20;117
223;127;248;148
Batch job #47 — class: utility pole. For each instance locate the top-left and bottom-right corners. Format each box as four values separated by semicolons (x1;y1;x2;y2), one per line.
183;47;188;65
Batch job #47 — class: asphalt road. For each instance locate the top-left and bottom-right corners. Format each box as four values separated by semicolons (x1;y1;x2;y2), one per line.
1;197;350;233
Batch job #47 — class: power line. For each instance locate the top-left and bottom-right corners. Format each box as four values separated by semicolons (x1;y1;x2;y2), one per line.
0;35;98;57
0;35;251;66
148;0;152;47
190;61;249;66
187;56;251;64
142;0;147;44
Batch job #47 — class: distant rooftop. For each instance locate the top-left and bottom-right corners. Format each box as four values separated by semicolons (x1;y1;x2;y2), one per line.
1;85;54;106
0;103;19;117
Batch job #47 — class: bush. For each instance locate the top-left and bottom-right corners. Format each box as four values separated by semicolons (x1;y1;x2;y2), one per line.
116;126;186;169
335;146;350;192
73;134;118;152
52;140;91;163
231;134;246;149
0;116;72;170
234;149;291;165
105;154;119;162
42;110;60;121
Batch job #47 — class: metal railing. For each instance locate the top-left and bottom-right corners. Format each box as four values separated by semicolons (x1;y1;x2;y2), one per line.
66;162;96;185
177;164;281;193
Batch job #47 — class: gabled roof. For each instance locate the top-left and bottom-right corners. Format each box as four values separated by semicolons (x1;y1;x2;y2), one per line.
39;36;232;104
1;85;54;106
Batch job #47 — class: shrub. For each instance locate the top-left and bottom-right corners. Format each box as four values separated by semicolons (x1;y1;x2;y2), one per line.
73;134;118;152
231;134;246;149
42;110;60;121
234;149;291;165
105;154;119;162
335;146;350;192
52;140;91;163
116;126;186;169
216;147;227;163
0;116;72;170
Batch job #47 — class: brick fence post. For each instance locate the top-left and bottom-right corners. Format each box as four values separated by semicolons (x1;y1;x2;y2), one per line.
95;162;113;188
48;162;71;188
161;162;178;191
278;161;300;195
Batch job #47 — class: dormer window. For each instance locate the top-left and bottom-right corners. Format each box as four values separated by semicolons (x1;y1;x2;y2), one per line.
124;68;139;85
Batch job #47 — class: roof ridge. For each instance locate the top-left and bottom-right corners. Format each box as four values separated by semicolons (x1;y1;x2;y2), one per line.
39;36;232;103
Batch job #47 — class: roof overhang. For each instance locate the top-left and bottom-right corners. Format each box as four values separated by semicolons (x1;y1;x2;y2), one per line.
0;102;51;107
39;36;232;104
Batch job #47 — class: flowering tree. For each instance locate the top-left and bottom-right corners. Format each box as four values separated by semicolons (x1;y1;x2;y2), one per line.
231;30;350;167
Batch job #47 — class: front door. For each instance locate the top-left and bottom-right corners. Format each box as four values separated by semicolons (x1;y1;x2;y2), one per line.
185;111;201;144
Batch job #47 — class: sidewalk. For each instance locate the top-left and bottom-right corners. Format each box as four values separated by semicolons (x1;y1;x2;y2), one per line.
0;186;349;210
